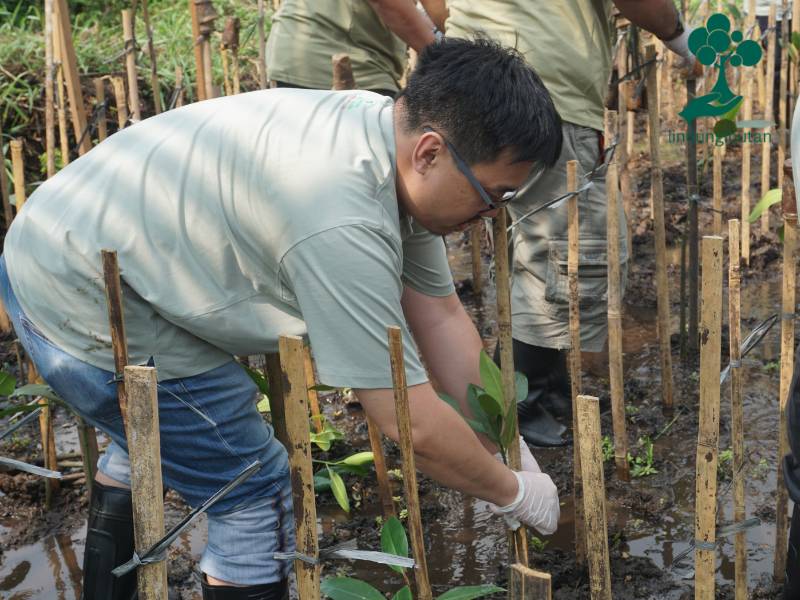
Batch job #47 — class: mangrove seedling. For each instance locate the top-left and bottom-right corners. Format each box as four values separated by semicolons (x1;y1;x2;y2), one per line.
438;350;527;465
628;436;658;478
321;516;505;600
313;451;374;512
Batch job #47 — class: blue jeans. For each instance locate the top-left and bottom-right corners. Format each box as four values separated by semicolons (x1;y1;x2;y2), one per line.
0;256;295;584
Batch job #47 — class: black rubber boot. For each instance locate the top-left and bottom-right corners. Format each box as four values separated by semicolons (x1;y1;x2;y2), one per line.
785;504;800;599
493;340;570;447
201;576;288;599
80;481;137;600
541;349;572;424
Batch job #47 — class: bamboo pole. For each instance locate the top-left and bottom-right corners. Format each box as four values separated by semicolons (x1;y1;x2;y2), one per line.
93;78;107;142
189;0;206;101
53;22;70;167
577;395;612;600
388;326;433;600
174;67;185;108
742;75;753;265
196;0;217;100
617;42;633;252
777;0;788;193
124;366;167;599
258;0;268;89
220;42;232;96
10;140;25;211
646;45;675;410
122;10;142;123
303;346;323;434
492;207;529;566
509;564;551;599
687;76;699;356
761;3;776;233
604;110;629;480
76;416;99;500
774;162;796;581
366;412;396;518
221;16;240;96
792;0;800;120
567;160;586;565
44;0;56;178
332;54;357;90
713;144;723;236
757;23;766;110
271;336;320;598
728;219;747;600
111;76;129;129
694;235;723;600
140;0;162;114
470;221;483;297
53;0;90;156
0;122;13;229
29;357;59;510
101;250;130;435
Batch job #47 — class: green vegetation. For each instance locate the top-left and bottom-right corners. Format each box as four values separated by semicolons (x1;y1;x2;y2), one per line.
627;436;658;478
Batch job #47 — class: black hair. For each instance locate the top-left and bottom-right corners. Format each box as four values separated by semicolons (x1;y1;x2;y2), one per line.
397;36;563;167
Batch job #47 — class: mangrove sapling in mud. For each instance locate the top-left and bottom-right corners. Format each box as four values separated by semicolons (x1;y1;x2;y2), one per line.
627;436;658;478
438;350;526;465
321;516;504;600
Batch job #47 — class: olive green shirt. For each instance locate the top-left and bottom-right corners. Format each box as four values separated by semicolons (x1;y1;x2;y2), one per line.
4;89;454;386
266;1;408;92
445;0;614;131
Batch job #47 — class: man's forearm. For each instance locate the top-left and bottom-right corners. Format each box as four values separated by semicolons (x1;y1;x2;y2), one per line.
355;383;518;505
613;0;682;40
367;0;437;52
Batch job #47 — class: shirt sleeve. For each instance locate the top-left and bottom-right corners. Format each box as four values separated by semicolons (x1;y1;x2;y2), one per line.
401;220;456;297
278;224;429;389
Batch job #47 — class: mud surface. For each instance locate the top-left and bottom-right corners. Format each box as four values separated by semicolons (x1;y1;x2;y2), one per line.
0;111;793;598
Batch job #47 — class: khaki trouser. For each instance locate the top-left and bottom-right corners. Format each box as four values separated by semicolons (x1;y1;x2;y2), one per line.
508;122;628;352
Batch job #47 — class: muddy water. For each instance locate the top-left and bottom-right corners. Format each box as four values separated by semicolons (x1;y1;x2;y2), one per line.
0;229;791;598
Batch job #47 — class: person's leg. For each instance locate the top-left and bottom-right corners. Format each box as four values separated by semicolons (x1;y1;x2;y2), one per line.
786;503;800;599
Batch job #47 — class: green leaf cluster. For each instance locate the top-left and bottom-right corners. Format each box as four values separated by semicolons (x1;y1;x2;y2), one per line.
313;451;374;512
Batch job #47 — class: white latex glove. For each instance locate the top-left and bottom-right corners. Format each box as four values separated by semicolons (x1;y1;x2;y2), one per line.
492;471;560;535
494;436;540;473
664;24;693;60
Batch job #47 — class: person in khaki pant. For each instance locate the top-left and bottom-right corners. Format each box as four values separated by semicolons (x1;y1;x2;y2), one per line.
446;0;698;446
266;0;446;96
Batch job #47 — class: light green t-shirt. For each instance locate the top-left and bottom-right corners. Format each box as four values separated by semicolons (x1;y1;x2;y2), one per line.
266;0;407;92
4;89;454;386
446;0;614;131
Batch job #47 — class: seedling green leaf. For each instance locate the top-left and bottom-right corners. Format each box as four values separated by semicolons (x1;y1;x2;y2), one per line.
10;383;62;403
327;465;350;512
309;384;336;392
339;451;374;467
380;516;408;573
748;188;781;223
392;586;412;600
501;395;518;451
0;371;16;396
478;349;503;403
321;577;384;600
242;364;269;396
515;372;528;404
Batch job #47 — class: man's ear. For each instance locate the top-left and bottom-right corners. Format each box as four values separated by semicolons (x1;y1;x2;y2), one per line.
411;130;444;175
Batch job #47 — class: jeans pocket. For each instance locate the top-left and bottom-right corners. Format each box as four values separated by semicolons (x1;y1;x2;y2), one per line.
544;238;609;317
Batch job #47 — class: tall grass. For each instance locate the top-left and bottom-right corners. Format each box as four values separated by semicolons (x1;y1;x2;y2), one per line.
1;0;271;189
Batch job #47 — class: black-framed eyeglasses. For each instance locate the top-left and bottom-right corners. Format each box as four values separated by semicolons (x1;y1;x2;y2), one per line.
423;126;519;213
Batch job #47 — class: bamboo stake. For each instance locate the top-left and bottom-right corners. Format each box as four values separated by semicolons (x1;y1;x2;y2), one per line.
44;0;56;178
646;45;675;410
366;413;396;519
332;54;357;90
122;10;142;123
604;111;629;480
761;3;776;233
124;366;167;599
174;67;185;108
471;221;483;297
742;76;753;266
221;16;240;96
577;395;612;600
388;326;433;600
509;564;551;599
101;250;130;435
140;0;162;114
567;160;586;565
0;122;13;229
728;219;747;600
713;144;723;235
220;42;232;96
492;208;529;566
31;356;59;510
757;22;766;111
53;30;70;167
93;78;107;142
189;0;206;101
111;76;129;129
196;0;217;100
257;0;268;89
303;346;323;434
774;163;796;581
777;0;789;193
687;76;700;356
694;235;723;600
617;44;633;252
792;0;800;120
10;140;25;211
76;416;99;500
272;336;320;598
53;0;91;156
